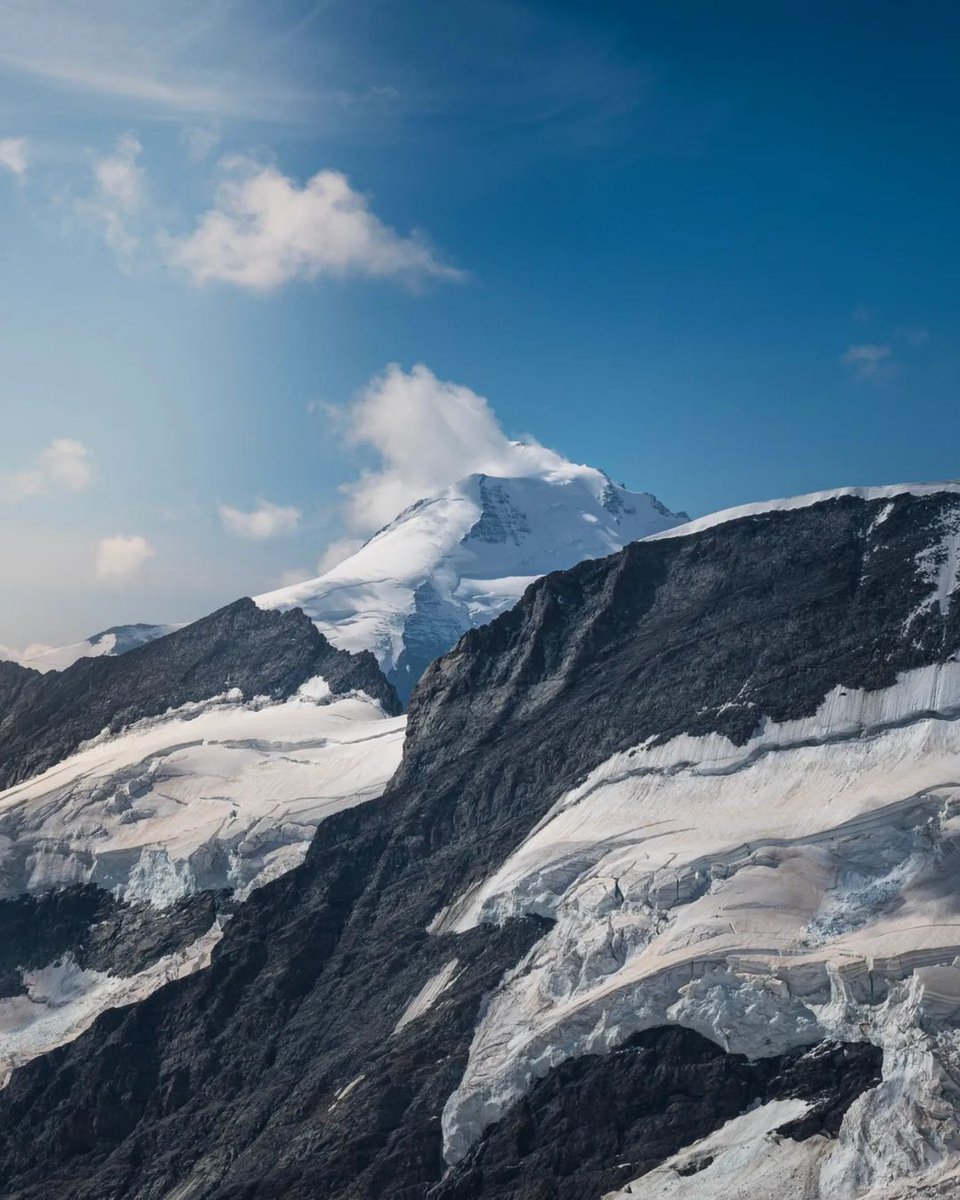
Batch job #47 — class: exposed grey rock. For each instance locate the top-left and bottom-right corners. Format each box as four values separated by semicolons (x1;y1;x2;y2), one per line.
0;492;956;1198
0;597;400;790
432;1031;881;1200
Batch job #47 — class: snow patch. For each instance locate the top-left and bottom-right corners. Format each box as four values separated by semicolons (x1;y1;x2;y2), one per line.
603;1099;819;1199
0;921;223;1088
393;958;461;1035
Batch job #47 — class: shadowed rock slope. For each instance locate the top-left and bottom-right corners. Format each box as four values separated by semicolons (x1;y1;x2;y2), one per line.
0;597;400;790
0;491;957;1198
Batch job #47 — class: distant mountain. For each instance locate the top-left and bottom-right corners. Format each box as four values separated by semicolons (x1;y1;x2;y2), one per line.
6;461;685;702
256;462;687;699
9;622;180;673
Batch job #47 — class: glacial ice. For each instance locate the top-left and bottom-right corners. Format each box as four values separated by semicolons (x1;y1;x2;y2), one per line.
438;659;960;1198
0;921;224;1088
0;687;406;905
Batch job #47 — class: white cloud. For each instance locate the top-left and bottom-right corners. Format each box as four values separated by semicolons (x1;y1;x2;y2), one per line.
89;132;146;259
219;498;302;539
169;158;462;292
0;137;27;178
274;567;314;589
339;363;568;533
0;641;54;667
1;438;94;500
841;342;893;379
181;123;220;163
95;534;154;580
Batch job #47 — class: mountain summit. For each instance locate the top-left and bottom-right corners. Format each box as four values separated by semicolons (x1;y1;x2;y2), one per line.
256;461;686;699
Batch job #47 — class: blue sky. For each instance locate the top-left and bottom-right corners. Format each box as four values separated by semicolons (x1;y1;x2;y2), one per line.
2;0;958;649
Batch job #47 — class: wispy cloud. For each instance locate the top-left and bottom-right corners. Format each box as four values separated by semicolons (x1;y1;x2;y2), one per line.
181;123;220;163
86;132;147;261
1;438;94;500
0;1;305;120
219;498;302;539
0;137;28;178
95;533;154;580
169;157;463;292
895;325;930;349
315;537;364;573
841;342;893;380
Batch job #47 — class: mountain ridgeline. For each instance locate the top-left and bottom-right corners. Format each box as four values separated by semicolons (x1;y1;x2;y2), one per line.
0;597;400;791
0;488;958;1198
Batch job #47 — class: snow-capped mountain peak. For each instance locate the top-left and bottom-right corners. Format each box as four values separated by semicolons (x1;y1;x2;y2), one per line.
256;462;686;699
7;622;181;674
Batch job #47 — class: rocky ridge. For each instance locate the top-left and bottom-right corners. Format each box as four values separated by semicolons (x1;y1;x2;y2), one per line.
0;490;958;1196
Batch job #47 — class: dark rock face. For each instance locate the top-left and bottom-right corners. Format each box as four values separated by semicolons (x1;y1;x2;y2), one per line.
391;583;470;704
0;886;222;998
0;492;955;1198
0;597;400;790
402;490;960;784
434;1031;882;1200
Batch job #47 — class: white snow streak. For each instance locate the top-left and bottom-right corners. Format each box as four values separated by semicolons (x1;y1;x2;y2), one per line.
0;921;224;1088
392;959;461;1035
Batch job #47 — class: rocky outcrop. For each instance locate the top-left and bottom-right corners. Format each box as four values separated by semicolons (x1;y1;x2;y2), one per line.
0;886;222;999
0;597;400;789
432;1031;882;1200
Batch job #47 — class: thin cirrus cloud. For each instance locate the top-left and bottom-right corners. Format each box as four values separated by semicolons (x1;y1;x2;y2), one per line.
168;158;463;292
219;498;302;539
1;438;94;500
841;342;893;379
95;534;154;580
0;1;307;121
0;137;27;178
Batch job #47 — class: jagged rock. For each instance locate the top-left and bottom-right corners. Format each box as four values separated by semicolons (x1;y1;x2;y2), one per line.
0;491;957;1198
0;597;400;790
432;1030;882;1200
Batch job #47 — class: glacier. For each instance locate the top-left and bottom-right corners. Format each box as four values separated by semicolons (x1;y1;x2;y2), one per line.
0;681;405;1089
0;684;405;906
439;659;960;1197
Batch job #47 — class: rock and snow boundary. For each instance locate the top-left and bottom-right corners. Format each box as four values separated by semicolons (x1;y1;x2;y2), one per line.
0;680;405;1090
438;663;960;1196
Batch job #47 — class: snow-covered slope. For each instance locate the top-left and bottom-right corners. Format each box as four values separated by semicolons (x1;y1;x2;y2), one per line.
256;463;685;699
8;622;180;673
0;686;404;906
0;682;404;1084
5;484;960;1200
439;661;960;1192
644;480;960;542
